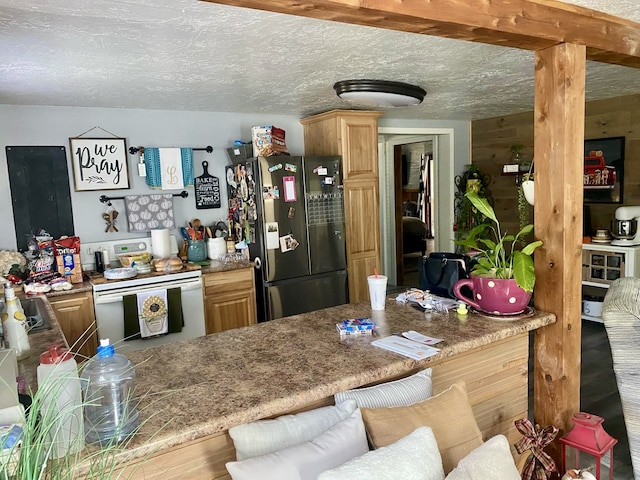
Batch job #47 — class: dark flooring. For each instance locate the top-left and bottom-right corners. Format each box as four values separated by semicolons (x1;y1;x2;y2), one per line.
528;321;633;479
399;255;633;478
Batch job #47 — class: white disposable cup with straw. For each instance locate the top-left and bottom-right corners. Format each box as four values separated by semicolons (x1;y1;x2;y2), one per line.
367;270;388;310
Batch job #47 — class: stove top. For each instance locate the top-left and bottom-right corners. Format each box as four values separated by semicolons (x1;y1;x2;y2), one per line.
80;236;178;271
89;266;202;292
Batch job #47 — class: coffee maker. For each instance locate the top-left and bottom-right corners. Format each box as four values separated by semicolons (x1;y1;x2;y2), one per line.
611;206;640;246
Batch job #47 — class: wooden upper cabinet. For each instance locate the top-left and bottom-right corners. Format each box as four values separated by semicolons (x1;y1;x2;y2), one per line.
301;110;383;302
301;110;382;180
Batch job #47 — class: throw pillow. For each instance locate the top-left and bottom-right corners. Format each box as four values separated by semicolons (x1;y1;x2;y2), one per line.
229;399;357;460
225;408;369;480
334;368;432;408
361;380;482;474
444;435;520;480
317;426;445;480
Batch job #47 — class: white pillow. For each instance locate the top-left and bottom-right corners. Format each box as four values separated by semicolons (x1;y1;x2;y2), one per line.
444;435;520;480
334;368;432;408
229;399;357;460
318;426;445;480
226;408;369;480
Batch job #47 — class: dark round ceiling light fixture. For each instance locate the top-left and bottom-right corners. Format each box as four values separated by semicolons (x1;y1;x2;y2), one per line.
333;79;426;107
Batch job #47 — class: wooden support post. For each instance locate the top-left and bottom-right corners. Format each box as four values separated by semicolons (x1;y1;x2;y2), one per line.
533;42;586;463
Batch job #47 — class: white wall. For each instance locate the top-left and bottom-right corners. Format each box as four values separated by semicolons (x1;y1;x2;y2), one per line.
0;106;471;266
0;105;305;250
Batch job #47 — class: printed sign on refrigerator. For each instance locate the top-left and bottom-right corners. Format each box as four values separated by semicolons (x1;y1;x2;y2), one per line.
266;222;279;250
283;176;297;202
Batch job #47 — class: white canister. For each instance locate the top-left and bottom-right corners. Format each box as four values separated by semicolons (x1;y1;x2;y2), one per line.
582;297;604;318
207;237;227;260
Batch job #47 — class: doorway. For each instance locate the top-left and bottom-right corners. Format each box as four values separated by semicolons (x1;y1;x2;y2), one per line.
378;127;457;287
394;141;434;286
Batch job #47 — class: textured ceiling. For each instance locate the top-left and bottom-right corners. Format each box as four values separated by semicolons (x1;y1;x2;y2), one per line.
1;0;640;120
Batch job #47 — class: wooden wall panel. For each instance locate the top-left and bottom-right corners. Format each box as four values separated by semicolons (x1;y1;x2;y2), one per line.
472;93;640;235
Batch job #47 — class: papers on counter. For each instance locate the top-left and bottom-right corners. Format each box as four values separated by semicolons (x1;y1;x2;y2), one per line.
401;330;442;346
372;335;440;361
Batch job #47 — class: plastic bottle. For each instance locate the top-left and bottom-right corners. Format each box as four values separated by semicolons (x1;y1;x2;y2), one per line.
81;339;140;445
1;283;30;360
37;344;84;458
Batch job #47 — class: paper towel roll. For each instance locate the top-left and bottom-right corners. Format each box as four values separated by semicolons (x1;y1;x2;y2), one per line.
151;228;171;259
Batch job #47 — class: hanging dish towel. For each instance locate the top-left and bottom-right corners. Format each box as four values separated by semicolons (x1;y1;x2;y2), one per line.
124;194;175;232
123;288;184;341
136;289;168;338
143;148;194;189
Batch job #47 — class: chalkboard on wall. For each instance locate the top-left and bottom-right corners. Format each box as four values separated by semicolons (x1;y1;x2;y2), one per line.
6;146;74;251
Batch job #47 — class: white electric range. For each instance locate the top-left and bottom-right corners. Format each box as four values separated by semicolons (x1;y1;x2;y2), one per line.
81;237;206;352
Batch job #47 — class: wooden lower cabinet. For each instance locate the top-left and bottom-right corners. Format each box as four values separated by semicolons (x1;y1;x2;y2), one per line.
204;268;257;334
48;291;98;359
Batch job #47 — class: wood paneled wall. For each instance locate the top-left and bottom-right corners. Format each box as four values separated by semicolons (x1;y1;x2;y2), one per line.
472;93;640;236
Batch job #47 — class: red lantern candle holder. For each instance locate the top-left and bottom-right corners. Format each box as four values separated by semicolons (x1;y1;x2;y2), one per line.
559;412;617;480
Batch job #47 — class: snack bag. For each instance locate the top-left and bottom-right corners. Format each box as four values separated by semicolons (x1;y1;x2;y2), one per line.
52;236;83;283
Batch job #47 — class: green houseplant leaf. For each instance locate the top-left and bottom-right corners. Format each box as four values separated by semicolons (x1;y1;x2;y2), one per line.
454;191;542;293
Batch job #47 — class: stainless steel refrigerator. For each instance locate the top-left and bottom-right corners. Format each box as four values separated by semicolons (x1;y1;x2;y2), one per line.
226;156;347;322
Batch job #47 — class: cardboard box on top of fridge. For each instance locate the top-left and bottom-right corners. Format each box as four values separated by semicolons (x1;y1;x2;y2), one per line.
251;126;289;157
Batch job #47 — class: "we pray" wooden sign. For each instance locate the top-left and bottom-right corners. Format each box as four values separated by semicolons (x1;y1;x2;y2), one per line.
69;137;130;191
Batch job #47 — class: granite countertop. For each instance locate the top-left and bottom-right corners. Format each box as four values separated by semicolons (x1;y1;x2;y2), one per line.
111;296;555;462
16;261;253;392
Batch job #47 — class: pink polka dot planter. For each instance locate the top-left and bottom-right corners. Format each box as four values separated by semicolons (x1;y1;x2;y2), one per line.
453;275;531;315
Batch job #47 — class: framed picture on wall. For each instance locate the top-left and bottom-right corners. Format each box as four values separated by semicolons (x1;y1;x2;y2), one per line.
69;137;130;191
584;136;624;204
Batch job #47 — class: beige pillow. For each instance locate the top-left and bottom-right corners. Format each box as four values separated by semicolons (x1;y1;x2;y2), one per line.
361;381;482;474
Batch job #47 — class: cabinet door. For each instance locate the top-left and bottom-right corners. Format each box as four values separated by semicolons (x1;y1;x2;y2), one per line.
344;178;381;302
204;268;257;334
205;290;256;333
338;115;380;179
48;292;98;359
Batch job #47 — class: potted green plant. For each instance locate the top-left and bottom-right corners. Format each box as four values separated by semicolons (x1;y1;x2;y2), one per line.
453;191;542;314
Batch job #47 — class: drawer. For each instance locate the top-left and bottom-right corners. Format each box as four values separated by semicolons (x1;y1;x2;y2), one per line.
204;268;254;294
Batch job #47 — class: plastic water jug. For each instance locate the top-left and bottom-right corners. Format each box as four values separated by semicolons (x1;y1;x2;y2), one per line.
81;339;139;445
37;344;84;458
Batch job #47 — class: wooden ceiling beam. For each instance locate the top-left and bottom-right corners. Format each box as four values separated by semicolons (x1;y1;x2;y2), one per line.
200;0;640;68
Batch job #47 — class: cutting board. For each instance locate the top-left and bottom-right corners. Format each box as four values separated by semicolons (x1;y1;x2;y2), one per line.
194;160;221;209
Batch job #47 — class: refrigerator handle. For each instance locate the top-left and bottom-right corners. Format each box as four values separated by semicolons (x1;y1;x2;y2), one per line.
254;256;262;269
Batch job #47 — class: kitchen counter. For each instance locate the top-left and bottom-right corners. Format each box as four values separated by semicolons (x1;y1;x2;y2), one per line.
99;296;555;477
17;261;254;391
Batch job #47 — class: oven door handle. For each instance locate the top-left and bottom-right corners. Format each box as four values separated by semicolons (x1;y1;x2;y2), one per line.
93;279;203;304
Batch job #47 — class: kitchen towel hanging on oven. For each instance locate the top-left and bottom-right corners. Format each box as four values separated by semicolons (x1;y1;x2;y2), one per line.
143;148;194;189
124;194;175;232
123;288;184;340
418;252;471;298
